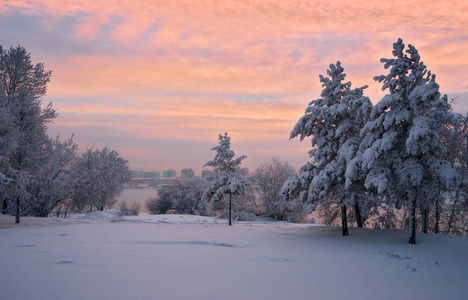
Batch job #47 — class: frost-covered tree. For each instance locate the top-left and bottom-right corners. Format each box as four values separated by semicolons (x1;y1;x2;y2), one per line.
203;132;248;225
281;162;315;206
0;45;55;223
437;112;468;235
0;102;27;219
23;136;77;217
146;177;211;216
347;39;458;244
0;100;20;212
70;147;129;211
287;62;372;235
213;167;265;222
253;157;303;221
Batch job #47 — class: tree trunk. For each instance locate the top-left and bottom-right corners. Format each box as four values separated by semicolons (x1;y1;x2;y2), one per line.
421;206;428;234
434;197;440;234
446;188;460;234
228;192;232;226
408;192;417;244
15;196;20;224
2;199;8;214
341;205;348;236
354;201;363;228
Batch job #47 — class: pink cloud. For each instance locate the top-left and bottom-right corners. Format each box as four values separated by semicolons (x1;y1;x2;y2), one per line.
3;0;467;172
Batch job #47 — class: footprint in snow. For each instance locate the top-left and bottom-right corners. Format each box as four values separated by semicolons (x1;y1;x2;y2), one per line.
263;257;290;263
54;261;75;265
406;264;417;272
383;251;411;260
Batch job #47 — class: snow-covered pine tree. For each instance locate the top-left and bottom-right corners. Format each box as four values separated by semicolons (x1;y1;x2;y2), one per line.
287;62;373;235
281;162;315;206
349;39;458;244
203;132;248;225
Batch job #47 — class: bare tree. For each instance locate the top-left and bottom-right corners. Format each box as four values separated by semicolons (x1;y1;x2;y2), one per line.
253;157;303;221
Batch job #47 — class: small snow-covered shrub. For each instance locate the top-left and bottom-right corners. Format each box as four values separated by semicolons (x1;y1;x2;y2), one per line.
146;197;172;214
146;178;213;216
232;211;257;222
217;193;259;222
118;201;140;216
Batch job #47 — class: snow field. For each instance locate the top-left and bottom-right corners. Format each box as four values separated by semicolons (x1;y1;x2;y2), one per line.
0;213;467;300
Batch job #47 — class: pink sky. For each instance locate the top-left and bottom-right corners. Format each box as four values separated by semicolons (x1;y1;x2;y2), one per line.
1;0;467;175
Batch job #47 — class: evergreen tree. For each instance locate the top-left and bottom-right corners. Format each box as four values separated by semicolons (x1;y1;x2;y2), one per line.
287;62;372;235
203;132;247;225
348;39;457;244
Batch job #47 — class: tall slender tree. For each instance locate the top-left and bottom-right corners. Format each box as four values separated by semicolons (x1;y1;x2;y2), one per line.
0;45;54;223
203;132;247;225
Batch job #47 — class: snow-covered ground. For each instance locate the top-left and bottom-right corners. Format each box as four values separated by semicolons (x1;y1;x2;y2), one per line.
0;212;467;300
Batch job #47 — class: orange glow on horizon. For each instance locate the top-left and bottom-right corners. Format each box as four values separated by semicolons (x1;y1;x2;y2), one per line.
2;0;467;172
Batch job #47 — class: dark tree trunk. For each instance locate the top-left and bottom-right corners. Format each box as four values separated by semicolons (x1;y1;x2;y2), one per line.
408;192;417;244
15;196;20;224
354;201;363;228
446;188;460;234
341;205;348;236
421;206;428;234
2;199;8;214
228;192;232;226
434;197;440;234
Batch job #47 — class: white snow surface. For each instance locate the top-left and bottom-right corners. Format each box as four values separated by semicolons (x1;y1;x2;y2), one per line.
0;213;467;300
80;211;118;220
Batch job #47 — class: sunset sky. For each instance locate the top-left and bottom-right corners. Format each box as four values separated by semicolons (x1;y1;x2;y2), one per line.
1;0;467;175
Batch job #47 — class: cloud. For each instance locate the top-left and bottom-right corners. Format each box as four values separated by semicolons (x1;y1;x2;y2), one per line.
2;0;467;171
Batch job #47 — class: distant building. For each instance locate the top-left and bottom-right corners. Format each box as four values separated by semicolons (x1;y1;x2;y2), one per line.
181;168;195;178
124;170;162;189
163;168;176;178
201;169;214;179
156;178;181;186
